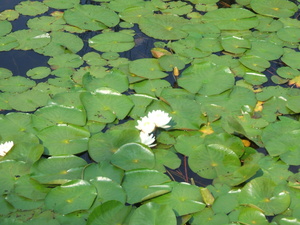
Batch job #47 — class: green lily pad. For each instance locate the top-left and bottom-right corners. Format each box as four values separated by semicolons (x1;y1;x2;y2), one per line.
277;27;300;43
0;36;19;51
45;179;97;214
255;15;284;32
0;9;19;21
64;5;119;30
196;37;223;53
129;58;168;79
239;55;271;72
202;8;258;30
37;124;90;156
36;31;83;56
128;94;157;119
244;72;268;85
151;182;205;216
250;0;298;18
82;70;129;93
0;68;13;79
189;144;241;179
162;1;193;15
31;155;87;184
262;117;300;165
83;162;124;184
8;90;50;112
239;177;290;215
15;1;48;16
14;174;50;200
0;160;30;194
139;14;188;40
0;20;12;37
221;36;251;54
152;148;181;172
89;177;126;209
27;16;65;32
181;23;220;38
89;32;134;52
191;208;229;225
122;169;171;204
8;29;51;50
119;6;153;23
158;55;185;72
133;79;171;97
5;142;44;165
168;37;211;59
281;51;300;69
178;62;235;95
174;134;204;156
0;76;36;93
80;88;134;123
43;0;80;9
246;40;283;60
89;129;140;162
111;143;155;171
238;207;269;225
5;192;44;210
87;200;132;225
33;104;86;129
48;53;83;69
26;67;51;79
277;67;300;79
129;202;177;225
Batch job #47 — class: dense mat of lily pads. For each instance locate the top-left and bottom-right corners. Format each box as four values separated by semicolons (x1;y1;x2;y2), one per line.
1;0;300;224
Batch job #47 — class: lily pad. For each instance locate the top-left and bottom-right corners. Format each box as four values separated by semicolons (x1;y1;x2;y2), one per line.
26;67;51;79
122;169;171;204
129;202;177;225
202;8;258;30
151;182;206;216
31;155;87;185
89;129;140;162
239;177;290;215
0;9;19;21
64;5;119;30
0;20;12;37
178;62;235;95
15;1;48;16
133;79;171;97
139;14;188;40
111;143;155;171
8;30;51;50
36;31;84;56
89;177;126;206
0;76;36;93
0;36;19;51
34;104;87;127
281;51;300;69
80;88;134;123
0;160;30;194
238;207;269;225
189;144;241;179
261;117;300;165
246;40;283;60
8;90;50;112
239;55;271;72
37;124;90;156
129;58;168;79
221;36;251;54
48;53;83;69
45;179;97;214
89;32;135;52
43;0;80;9
250;0;298;18
87;200;132;225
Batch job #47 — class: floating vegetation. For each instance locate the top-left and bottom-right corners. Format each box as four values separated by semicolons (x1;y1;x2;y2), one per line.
0;0;300;224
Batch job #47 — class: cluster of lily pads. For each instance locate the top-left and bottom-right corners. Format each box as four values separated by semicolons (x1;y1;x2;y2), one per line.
1;0;300;224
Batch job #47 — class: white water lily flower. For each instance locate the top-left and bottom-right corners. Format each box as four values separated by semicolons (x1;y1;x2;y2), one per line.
140;132;156;148
147;110;172;128
135;116;156;133
0;141;14;157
